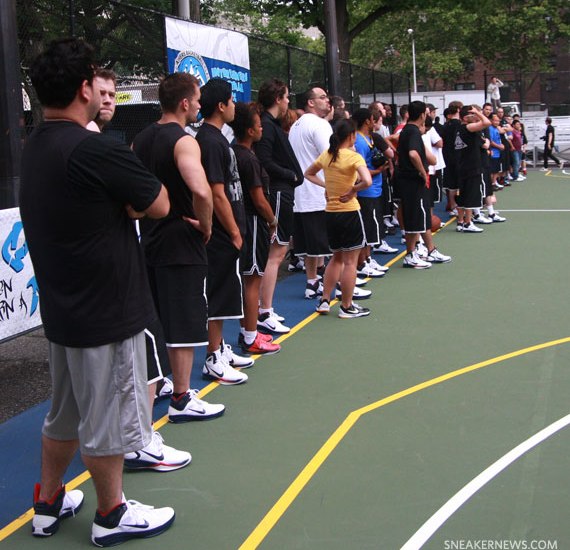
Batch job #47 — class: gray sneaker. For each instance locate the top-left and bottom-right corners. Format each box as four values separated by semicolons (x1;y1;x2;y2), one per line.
427;248;451;263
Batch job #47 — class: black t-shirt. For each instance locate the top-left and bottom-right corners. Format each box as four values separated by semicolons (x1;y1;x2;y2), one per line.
132;122;207;266
545;125;555;147
481;128;491;168
442;119;461;169
455;124;482;178
397;123;427;183
19;121;161;347
196;122;246;238
232;144;270;216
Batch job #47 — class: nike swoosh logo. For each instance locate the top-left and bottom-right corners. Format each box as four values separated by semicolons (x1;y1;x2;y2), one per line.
122;520;150;529
140;450;165;461
208;366;225;377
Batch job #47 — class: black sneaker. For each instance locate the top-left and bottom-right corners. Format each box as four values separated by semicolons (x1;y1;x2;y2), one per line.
338;303;370;319
91;499;175;547
32;483;84;537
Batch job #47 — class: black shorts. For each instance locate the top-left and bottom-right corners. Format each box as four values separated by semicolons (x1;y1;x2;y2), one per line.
242;214;270;276
293;211;330;257
442;164;458;192
207;230;244;320
357;196;383;246
148;264;208;347
490;157;502;174
456;174;484;209
270;188;294;246
482;167;493;198
429;170;442;205
145;316;171;384
326;210;366;252
400;179;430;234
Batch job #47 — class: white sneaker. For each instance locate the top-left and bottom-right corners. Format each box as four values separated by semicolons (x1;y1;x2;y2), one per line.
258;311;291;333
539;167;549;171
368;257;389;272
357;262;385;278
426;248;451;263
490;213;507;222
355;277;368;287
415;241;429;260
221;341;254;368
202;349;248;385
515;176;526;181
271;308;285;322
374;240;399;254
92;498;175;547
456;223;464;232
155;377;173;399
335;284;372;300
473;214;493;224
304;279;323;299
391;215;400;227
449;208;458;216
403;251;432;269
168;389;225;422
124;431;191;472
462;222;484;233
32;484;84;537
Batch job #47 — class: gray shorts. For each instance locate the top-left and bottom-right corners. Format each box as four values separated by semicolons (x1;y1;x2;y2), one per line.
42;331;152;457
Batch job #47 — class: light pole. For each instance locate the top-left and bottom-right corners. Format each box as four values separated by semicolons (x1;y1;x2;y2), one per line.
408;28;417;94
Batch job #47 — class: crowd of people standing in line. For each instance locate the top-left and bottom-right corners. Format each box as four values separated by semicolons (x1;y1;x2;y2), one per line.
22;37;559;547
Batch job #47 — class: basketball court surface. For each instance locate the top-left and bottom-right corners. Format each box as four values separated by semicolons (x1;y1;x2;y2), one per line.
1;168;569;549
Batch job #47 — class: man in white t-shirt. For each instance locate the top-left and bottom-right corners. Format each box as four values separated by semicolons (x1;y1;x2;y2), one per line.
288;87;333;299
487;76;504;110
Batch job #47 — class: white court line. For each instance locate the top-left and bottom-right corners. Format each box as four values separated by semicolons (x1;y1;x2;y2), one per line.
499;209;570;212
401;413;570;550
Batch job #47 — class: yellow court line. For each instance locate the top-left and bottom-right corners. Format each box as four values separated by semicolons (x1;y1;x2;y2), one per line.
238;336;570;549
0;252;405;541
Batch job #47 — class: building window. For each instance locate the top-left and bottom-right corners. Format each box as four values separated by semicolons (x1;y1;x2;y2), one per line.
545;78;557;92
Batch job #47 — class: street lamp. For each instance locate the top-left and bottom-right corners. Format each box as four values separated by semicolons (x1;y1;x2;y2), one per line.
408;28;417;94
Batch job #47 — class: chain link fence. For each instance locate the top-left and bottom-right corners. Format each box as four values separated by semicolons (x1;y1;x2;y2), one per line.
14;0;570;142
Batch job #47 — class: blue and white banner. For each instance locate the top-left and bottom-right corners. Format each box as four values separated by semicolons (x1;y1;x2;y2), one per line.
165;16;251;102
0;208;41;342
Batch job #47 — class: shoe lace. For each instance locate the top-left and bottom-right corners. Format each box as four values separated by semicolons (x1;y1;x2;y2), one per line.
188;388;206;406
151;430;165;450
124;499;155;522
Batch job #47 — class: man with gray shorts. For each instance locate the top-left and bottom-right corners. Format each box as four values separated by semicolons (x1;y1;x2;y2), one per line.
20;38;174;547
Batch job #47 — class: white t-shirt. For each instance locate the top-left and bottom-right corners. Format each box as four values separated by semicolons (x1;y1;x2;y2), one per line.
427;127;445;174
288;113;333;212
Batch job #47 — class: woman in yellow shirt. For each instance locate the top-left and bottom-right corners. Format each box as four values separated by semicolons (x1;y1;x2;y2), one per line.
304;119;372;318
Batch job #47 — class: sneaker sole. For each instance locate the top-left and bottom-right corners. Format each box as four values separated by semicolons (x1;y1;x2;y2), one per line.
241;346;280;355
168;409;225;423
402;263;431;270
202;372;248;385
124;457;191;472
91;513;175;547
338;311;370;319
257;324;290;334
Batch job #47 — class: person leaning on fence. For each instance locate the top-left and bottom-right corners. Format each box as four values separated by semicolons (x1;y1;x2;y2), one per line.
19;37;175;547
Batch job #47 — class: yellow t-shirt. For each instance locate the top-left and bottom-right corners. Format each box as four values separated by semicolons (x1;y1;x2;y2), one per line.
314;148;366;212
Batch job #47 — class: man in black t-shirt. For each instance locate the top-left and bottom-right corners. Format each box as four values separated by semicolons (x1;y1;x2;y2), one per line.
133;74;244;419
454;105;492;232
397;101;451;269
19;38;174;545
542;117;562;170
196;78;250;383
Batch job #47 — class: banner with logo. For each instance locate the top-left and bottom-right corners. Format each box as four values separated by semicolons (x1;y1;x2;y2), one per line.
0;208;41;342
164;16;251;102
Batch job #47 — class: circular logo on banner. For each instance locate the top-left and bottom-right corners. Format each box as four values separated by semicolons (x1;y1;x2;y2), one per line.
174;51;210;86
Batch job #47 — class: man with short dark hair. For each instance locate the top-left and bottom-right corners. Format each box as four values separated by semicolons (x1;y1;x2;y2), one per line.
454;105;492;232
396;101;451;268
20;38;174;546
288;87;332;299
541;117;563;170
196;78;251;382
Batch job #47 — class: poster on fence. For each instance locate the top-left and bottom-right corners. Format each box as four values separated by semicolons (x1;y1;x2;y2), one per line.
164;16;251;102
0;208;41;342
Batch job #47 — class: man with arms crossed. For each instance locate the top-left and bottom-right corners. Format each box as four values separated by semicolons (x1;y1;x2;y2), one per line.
20;38;174;546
